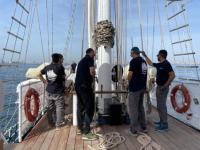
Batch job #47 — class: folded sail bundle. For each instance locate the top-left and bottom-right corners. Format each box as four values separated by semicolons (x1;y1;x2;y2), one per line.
25;63;49;79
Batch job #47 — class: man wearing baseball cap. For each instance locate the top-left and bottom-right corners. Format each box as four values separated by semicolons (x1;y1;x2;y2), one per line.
127;47;148;136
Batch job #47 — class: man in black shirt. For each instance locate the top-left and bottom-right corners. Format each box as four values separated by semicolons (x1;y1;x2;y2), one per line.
38;53;66;129
75;48;97;140
142;50;175;131
127;47;148;136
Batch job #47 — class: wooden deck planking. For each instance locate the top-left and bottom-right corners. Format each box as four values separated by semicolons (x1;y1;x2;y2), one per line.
22;134;40;150
39;129;56;150
12;111;200;150
56;126;70;150
66;126;76;150
48;130;62;150
31;131;48;150
116;125;141;150
74;127;84;150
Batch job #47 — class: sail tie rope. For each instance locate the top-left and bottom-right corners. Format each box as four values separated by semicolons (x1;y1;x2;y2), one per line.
137;133;165;150
93;20;115;49
88;132;125;150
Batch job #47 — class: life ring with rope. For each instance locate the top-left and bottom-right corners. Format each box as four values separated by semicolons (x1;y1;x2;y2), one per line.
24;88;40;122
170;84;191;113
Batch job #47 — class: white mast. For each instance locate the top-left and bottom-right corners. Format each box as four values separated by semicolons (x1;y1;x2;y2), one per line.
88;0;92;48
97;0;111;114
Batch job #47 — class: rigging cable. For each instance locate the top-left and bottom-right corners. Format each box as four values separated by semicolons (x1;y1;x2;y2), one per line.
63;0;77;59
81;0;86;58
17;0;33;62
51;0;54;53
164;0;176;64
181;2;199;80
2;4;18;63
11;0;27;62
152;0;156;60
136;0;144;51
46;0;50;61
128;0;133;47
156;0;165;49
173;2;187;76
146;7;149;56
36;0;46;62
24;0;37;63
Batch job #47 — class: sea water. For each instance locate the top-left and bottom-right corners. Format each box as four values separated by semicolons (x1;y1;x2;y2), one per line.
0;64;38;133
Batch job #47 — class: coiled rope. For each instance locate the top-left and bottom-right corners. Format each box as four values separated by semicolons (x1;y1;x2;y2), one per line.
137;133;165;150
93;20;115;49
88;132;125;150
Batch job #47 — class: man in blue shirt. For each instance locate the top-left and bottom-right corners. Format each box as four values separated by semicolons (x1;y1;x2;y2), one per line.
127;47;148;136
142;50;175;131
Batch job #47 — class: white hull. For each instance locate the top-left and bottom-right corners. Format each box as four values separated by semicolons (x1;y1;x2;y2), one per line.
150;80;200;130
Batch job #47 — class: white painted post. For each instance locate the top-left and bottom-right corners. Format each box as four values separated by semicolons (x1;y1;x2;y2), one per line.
41;84;45;115
97;0;112;114
73;94;78;126
88;0;92;48
17;84;22;142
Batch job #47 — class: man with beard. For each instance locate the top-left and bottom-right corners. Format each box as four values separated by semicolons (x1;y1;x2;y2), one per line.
75;48;97;140
127;47;148;136
142;50;175;131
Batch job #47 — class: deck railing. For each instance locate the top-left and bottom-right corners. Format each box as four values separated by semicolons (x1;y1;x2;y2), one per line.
16;79;47;142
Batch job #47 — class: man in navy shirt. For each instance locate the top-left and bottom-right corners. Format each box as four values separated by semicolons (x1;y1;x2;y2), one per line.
127;47;148;136
38;53;66;130
142;50;175;131
75;48;97;140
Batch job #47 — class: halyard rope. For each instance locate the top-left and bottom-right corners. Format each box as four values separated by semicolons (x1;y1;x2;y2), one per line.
88;132;125;150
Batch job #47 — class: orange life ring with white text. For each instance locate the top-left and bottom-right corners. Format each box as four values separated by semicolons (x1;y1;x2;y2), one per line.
24;88;40;122
170;84;191;113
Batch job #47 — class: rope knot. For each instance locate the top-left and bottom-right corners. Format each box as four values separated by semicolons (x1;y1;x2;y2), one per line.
93;20;115;49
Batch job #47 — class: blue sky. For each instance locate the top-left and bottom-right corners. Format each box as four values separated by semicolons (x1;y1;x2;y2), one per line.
0;0;200;64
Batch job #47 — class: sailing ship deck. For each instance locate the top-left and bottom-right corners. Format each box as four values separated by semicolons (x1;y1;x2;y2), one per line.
12;110;200;150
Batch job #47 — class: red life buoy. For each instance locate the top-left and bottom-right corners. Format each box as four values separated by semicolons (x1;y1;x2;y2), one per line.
24;88;40;122
170;84;191;113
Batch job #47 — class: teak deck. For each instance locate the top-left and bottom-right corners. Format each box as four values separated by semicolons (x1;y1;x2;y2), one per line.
10;110;200;150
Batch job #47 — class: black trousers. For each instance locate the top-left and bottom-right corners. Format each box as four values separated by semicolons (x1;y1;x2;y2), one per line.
75;85;95;134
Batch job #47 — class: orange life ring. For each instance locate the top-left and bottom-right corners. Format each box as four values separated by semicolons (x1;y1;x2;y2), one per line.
170;84;191;113
24;88;40;122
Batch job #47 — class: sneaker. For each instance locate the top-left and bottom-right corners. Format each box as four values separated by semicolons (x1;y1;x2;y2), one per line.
77;129;82;135
55;121;66;131
82;132;98;141
129;129;138;137
155;124;168;132
153;121;161;127
55;127;61;131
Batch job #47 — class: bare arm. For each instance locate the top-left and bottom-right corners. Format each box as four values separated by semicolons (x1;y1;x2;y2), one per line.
38;73;48;84
164;71;175;87
90;66;96;77
141;51;153;66
127;71;133;82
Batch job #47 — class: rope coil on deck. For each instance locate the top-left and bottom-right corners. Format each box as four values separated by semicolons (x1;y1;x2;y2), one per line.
92;20;115;49
137;133;165;150
88;132;125;150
